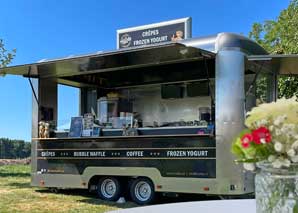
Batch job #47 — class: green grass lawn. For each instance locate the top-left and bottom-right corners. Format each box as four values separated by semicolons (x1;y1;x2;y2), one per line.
0;165;136;213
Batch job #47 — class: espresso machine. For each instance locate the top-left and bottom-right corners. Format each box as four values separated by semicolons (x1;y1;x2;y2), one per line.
97;97;133;128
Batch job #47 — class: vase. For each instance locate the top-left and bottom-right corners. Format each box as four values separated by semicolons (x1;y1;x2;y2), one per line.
255;161;298;213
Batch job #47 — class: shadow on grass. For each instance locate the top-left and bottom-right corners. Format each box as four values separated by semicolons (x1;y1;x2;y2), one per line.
6;182;31;188
33;188;239;208
35;188;137;209
0;172;30;177
36;188;93;197
34;189;219;207
78;198;137;208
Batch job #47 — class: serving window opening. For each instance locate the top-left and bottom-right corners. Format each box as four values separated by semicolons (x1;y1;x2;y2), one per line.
57;84;80;131
51;57;216;138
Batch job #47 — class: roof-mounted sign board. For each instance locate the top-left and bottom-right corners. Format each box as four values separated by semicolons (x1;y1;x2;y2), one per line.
117;17;192;49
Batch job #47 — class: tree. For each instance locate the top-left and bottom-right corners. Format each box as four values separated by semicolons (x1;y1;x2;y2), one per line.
0;39;16;68
249;0;298;98
0;138;31;159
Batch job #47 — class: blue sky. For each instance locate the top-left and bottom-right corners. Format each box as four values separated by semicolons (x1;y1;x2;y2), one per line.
0;0;291;141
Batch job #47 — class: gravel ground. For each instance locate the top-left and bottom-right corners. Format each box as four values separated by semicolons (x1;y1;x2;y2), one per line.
0;158;31;166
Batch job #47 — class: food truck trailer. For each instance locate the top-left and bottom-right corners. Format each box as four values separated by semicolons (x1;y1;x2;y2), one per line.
1;19;298;204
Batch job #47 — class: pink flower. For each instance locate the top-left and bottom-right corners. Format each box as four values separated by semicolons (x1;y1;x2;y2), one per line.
241;133;253;148
252;127;271;144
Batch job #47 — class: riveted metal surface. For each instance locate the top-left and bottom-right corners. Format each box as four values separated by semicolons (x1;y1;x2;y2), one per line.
215;50;252;193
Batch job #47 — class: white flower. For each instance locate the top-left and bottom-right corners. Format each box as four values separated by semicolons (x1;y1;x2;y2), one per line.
268;155;277;162
281;158;291;167
260;138;266;144
273;115;286;126
272;159;282;168
287;131;296;138
243;163;256;171
269;125;274;131
274;142;283;152
256;119;268;127
272;157;290;168
273;119;281;126
291;155;298;163
292;141;298;150
275;129;282;136
287;149;296;157
281;124;295;135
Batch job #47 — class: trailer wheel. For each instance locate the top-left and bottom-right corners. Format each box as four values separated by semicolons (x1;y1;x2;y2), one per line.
97;177;121;201
130;178;155;205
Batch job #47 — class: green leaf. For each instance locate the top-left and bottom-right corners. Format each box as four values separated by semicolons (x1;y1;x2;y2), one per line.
0;39;16;68
249;0;298;99
231;129;257;160
294;203;298;213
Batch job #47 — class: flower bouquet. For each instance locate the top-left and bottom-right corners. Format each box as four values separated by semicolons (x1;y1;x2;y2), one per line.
232;97;298;169
231;97;298;213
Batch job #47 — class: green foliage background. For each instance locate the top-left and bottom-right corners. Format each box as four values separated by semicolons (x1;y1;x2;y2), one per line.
0;138;30;159
249;0;298;98
0;39;15;69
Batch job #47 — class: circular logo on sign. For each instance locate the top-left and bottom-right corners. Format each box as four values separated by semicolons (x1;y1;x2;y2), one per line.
119;33;132;48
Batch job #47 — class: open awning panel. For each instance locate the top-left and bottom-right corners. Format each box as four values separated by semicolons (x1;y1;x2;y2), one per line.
0;42;215;80
248;54;298;75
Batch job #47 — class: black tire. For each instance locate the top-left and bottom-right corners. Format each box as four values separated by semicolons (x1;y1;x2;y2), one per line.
97;177;121;201
130;178;155;205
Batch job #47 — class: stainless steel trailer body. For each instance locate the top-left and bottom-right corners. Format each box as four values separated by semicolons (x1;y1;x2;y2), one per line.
3;32;294;204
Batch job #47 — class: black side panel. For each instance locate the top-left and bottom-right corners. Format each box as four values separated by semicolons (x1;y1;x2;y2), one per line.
37;136;216;178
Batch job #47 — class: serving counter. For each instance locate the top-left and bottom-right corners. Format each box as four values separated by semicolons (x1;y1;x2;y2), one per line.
52;125;214;138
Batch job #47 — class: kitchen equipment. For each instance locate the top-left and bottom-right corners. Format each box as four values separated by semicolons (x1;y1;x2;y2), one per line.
199;107;211;122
